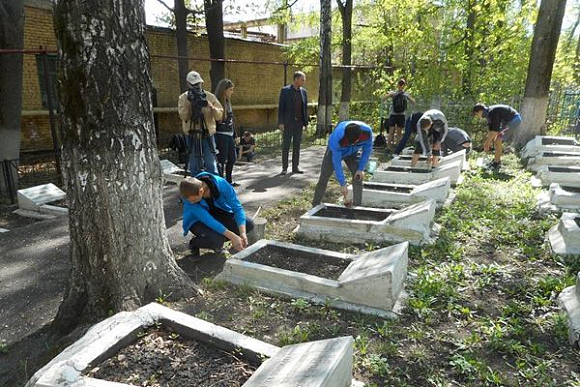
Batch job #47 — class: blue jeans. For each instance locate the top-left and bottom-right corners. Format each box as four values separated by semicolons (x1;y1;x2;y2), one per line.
500;114;522;143
188;136;218;176
189;215;255;250
394;117;414;155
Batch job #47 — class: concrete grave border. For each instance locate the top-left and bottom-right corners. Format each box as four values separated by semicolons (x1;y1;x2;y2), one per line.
26;303;363;387
557;273;580;347
537;183;580;213
522;136;580;160
536;165;580;188
389;149;467;171
160;159;186;184
294;200;437;245
16;183;68;219
348;177;452;208
217;239;409;318
548;212;580;256
372;160;463;185
526;152;580;172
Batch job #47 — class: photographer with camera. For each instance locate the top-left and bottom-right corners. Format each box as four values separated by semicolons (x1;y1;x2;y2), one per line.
178;71;223;176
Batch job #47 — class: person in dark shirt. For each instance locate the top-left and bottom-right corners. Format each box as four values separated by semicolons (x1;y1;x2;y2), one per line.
383;78;416;150
473;103;521;169
441;127;472;155
239;131;256;162
412;109;448;168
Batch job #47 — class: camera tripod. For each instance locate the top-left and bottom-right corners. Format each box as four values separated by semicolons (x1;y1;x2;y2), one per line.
183;108;210;177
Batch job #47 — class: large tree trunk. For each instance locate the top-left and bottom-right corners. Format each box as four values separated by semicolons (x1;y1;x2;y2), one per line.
204;0;225;93
514;0;567;149
0;1;24;203
317;0;333;135
462;0;476;96
175;0;190;93
337;0;353;122
53;0;196;334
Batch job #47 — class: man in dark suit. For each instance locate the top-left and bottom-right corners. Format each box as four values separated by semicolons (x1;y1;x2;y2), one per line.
278;71;308;175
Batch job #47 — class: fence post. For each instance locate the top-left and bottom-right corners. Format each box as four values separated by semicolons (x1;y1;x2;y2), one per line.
42;49;62;180
283;61;288;86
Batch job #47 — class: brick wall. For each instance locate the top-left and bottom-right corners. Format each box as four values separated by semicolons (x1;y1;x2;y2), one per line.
19;3;372;152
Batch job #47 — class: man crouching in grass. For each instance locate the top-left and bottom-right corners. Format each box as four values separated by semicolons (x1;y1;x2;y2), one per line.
180;173;254;257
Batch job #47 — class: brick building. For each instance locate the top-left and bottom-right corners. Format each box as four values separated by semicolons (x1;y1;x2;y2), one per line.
20;0;373;152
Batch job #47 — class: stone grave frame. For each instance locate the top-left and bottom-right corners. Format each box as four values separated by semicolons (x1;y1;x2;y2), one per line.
526;152;580;172
535;166;580;188
26;303;363;387
389;149;467;171
537;183;580;213
548;212;580;256
160;159;186;184
372;160;463;185
522;136;580;159
217;240;409;318
294;200;437;245
16;183;68;219
348;177;452;209
557;273;580;347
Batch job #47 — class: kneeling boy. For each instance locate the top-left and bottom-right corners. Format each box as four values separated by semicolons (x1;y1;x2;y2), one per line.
181;172;254;256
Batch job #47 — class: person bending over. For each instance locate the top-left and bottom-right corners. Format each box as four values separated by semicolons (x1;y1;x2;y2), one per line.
181;173;254;257
412;109;448;168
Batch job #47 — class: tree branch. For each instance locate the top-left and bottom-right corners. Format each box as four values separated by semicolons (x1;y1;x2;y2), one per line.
154;0;174;13
273;0;299;14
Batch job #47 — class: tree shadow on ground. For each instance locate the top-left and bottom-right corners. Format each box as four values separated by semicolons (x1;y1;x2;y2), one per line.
479;170;515;181
177;252;227;284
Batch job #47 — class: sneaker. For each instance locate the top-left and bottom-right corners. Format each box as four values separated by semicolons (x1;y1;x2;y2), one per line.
280;169;287;175
229;181;241;187
488;161;501;170
292;169;304;174
190;246;200;257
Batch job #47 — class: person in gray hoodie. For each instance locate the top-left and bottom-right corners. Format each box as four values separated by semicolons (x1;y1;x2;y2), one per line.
411;109;448;168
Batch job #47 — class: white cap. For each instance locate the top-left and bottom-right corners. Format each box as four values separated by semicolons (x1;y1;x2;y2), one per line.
186;71;204;85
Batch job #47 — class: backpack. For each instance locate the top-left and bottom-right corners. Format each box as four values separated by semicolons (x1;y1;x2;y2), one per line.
392;92;407;114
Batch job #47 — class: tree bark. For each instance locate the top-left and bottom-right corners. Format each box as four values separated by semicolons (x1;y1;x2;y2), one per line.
317;0;333;135
337;0;353;122
175;0;190;93
462;0;476;96
514;0;567;148
0;1;24;203
204;0;225;93
53;0;197;333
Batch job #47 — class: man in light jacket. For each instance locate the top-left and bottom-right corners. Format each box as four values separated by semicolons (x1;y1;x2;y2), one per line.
178;71;223;176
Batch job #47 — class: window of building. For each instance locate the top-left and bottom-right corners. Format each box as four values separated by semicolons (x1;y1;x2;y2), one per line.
35;53;58;109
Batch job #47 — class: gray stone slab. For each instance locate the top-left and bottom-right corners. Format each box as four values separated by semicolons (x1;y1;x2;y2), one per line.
0;228;9;233
244;336;353;387
372;160;462;185
160;159;185;184
522;136;580;159
217;240;408;317
527;153;580;172
18;184;66;212
389;149;467;171
557;273;580;347
536;165;580;188
548;212;580;256
27;303;279;387
349;177;451;208
13;209;58;220
295;200;437;245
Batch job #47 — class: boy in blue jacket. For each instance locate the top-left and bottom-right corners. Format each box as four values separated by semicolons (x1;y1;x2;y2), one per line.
312;121;373;207
180;172;254;256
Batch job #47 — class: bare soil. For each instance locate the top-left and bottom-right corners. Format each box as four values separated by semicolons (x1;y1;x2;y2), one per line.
314;206;390;221
0;204;41;230
385;166;431;173
88;327;257;387
245;245;352;280
364;183;414;193
541;137;578;145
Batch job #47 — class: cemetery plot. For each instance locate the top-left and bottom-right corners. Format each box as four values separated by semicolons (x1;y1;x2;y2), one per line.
294;201;437;245
536;165;580;187
16;183;68;219
218;240;409;318
372;160;462;185
548;212;580;255
557;273;580;347
389;149;467;170
527;152;580;172
538;183;580;211
160;159;185;184
349;177;451;208
522;136;580;159
26;303;362;387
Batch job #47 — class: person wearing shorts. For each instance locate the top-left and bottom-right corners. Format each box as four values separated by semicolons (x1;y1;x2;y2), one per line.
473;103;521;169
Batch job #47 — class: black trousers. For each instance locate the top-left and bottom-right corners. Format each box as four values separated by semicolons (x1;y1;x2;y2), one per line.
189;211;254;250
282;121;304;171
215;134;236;182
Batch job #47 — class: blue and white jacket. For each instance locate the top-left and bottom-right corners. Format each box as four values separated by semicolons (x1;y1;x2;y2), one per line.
328;121;373;186
182;172;246;236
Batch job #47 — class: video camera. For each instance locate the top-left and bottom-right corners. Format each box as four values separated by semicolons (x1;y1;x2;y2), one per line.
186;87;209;111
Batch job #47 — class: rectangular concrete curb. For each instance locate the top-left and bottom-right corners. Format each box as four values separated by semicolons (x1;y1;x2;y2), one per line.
373;160;462;185
536;165;580;188
548;213;580;256
527;153;580;172
217;240;409;318
522;136;580;160
557;274;580;347
389;149;467;170
294;201;436;245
